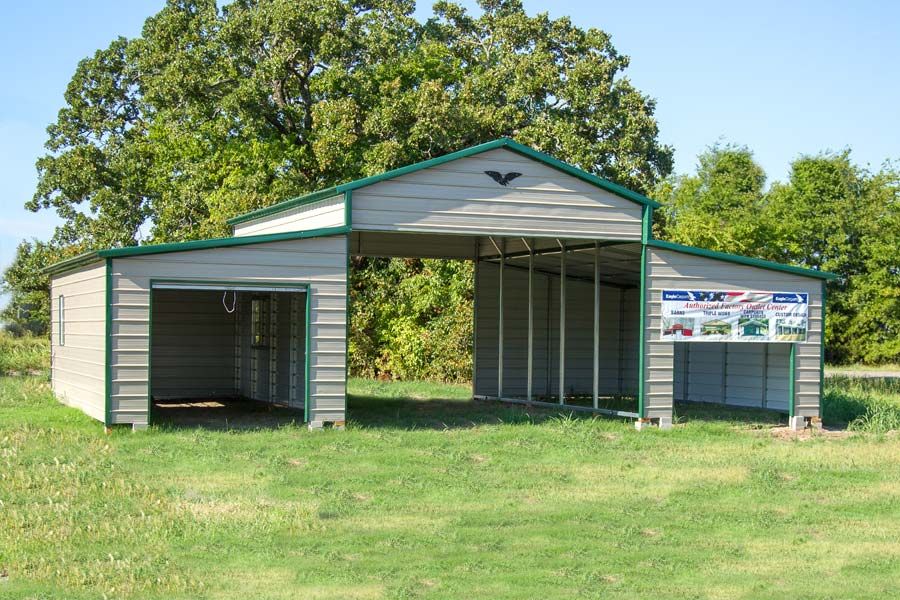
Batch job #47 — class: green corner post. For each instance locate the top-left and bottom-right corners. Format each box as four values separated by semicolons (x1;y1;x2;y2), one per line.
637;205;653;419
788;342;796;418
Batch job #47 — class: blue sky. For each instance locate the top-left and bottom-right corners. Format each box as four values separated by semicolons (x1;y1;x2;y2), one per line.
2;1;899;308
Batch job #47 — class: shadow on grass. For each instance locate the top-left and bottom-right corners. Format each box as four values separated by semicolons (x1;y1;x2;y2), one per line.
151;397;305;431
347;393;601;430
674;401;787;427
151;388;827;432
150;394;608;432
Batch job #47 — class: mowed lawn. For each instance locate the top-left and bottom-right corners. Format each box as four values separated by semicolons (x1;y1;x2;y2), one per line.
2;375;900;599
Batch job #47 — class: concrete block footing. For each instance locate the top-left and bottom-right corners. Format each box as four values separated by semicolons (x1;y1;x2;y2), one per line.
789;415;809;431
635;417;673;431
132;423;148;432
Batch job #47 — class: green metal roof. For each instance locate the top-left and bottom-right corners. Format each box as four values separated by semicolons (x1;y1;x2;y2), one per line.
647;239;839;281
42;226;350;276
226;138;661;226
43;140;837;285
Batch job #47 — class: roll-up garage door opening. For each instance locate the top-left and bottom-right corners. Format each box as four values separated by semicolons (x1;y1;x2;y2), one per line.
149;282;308;428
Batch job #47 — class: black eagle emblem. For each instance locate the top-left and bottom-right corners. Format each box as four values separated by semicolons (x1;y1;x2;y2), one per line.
484;171;522;186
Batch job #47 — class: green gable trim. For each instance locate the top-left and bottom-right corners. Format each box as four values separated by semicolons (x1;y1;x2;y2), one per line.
226;138;660;227
502;139;661;209
43;252;107;277
637;206;649;418
44;226;350;276
228;188;345;227
647;239;838;281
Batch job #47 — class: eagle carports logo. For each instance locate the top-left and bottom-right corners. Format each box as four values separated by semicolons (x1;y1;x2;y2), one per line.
773;293;808;304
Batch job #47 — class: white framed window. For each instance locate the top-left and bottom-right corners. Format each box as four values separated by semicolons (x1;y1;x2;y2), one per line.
58;295;65;346
251;297;268;346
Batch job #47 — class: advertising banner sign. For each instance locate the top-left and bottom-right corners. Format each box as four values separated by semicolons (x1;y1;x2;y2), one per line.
660;290;808;343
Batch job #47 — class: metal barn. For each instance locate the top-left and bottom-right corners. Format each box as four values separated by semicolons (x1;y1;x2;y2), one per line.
45;139;835;431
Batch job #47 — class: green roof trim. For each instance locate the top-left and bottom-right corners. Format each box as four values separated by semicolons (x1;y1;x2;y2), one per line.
228;188;345;226
44;225;350;276
226;138;660;227
42;251;107;276
647;239;839;281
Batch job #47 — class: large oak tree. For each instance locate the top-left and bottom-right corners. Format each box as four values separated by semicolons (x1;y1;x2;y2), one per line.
28;0;671;249
3;0;673;370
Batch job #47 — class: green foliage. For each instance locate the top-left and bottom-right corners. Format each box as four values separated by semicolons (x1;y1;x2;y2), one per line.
349;257;473;381
655;147;900;365
822;376;900;433
653;143;769;255
5;0;672;371
0;241;58;335
27;0;670;245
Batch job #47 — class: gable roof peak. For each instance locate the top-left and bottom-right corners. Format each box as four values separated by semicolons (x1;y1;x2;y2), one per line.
227;138;659;226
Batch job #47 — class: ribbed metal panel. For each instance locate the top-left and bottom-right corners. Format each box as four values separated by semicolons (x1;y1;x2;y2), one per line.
646;248;824;419
49;261;107;422
673;342;792;412
233;194;345;237
352;148;644;239
109;235;347;425
151;289;237;399
474;261;634;399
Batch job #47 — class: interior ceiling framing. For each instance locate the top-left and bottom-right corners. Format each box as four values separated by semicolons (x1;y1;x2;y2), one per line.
350;230;641;287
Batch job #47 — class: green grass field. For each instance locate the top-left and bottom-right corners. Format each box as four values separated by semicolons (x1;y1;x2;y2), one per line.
2;369;900;599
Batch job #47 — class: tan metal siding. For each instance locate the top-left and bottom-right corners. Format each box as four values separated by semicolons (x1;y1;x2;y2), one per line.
724;344;767;407
151;290;238;399
764;344;791;411
620;288;639;395
673;343;791;412
109;235;347;425
352;148;643;239
50;261;107;422
646;248;823;419
233;194;345;237
474;261;630;398
475;261;550;397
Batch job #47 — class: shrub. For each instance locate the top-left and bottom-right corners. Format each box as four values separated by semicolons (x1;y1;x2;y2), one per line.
0;331;50;374
823;376;900;433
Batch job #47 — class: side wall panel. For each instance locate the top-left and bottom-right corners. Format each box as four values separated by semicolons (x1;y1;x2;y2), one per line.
474;261;634;398
151;290;237;399
275;292;306;408
233;195;345;237
673;343;791;411
353;148;644;240
645;248;823;419
50;261;107;423
620;288;639;395
109;235;347;425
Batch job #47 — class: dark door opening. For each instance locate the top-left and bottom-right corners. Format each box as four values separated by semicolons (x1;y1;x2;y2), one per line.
149;285;307;427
